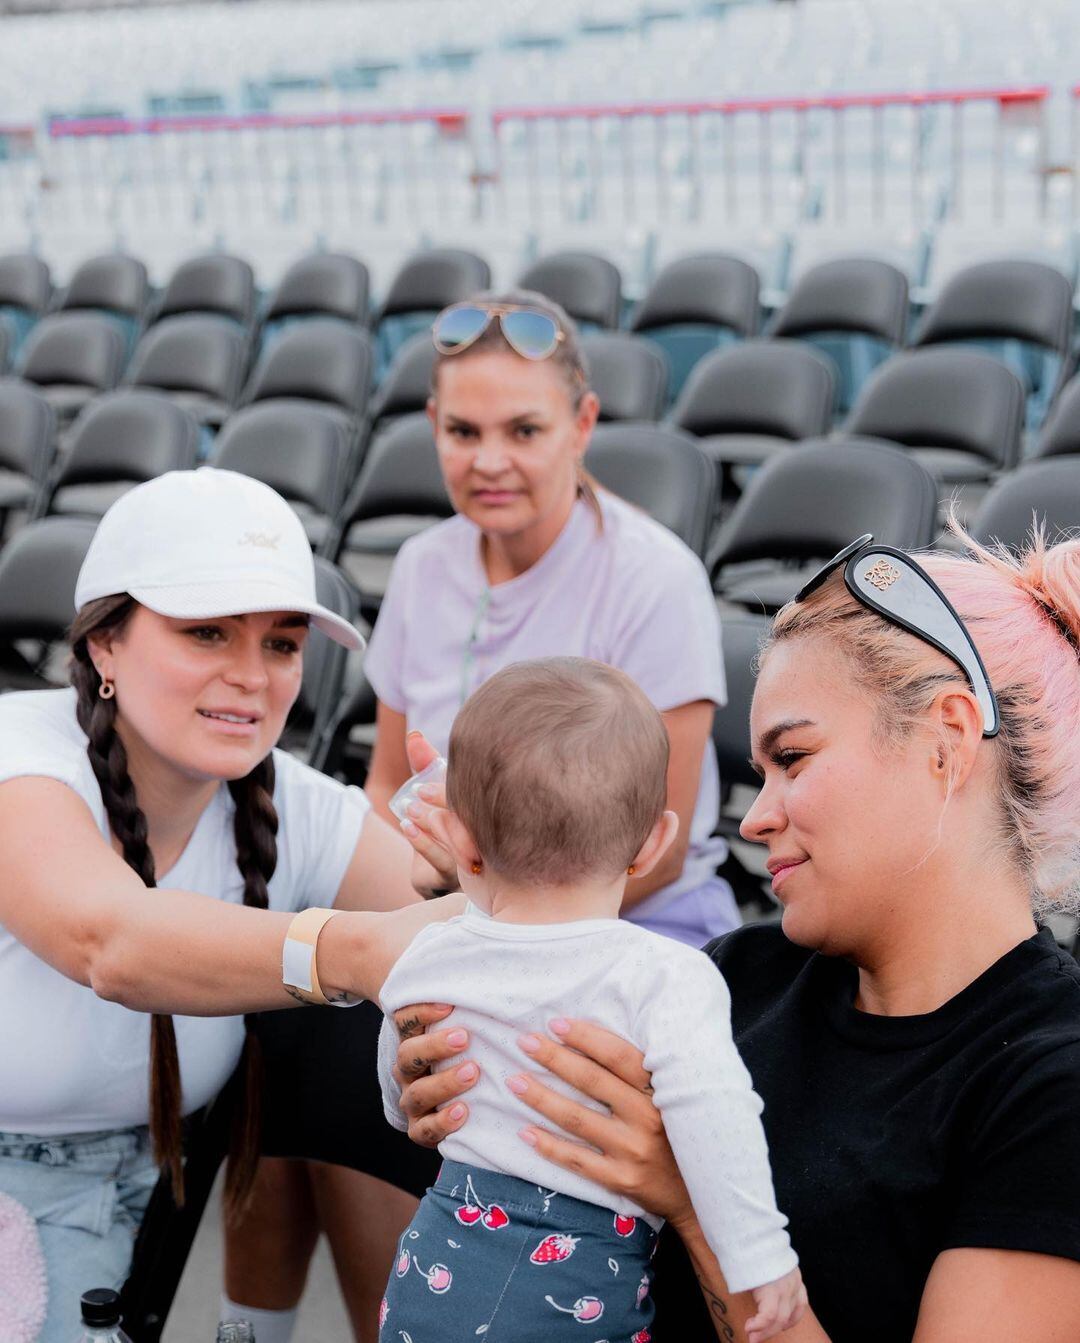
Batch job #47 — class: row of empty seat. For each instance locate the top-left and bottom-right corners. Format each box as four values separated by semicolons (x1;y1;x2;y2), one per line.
1;244;1077;447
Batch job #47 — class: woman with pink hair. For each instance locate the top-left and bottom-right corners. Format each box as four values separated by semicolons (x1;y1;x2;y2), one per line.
392;527;1080;1342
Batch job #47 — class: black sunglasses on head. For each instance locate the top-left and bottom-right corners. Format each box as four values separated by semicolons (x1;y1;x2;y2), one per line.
795;534;1000;738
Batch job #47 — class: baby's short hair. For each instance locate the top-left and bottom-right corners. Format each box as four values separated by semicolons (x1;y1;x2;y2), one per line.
447;657;669;886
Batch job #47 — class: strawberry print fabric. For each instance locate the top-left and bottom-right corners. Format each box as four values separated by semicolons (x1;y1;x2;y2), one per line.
380;1161;656;1341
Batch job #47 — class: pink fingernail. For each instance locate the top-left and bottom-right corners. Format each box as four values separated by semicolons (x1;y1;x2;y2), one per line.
506;1074;528;1095
400;819;418;836
449;1104;467;1122
518;1033;541;1054
418;783;438;800
549;1018;571;1036
447;1029;468;1048
457;1063;478;1083
519;1127;538;1147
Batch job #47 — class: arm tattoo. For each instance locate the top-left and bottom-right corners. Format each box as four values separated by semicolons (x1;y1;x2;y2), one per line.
694;1267;738;1342
284;986;312;1006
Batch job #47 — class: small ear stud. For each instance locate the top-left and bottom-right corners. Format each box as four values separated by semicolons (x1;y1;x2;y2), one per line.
627;864;636;876
471;861;483;876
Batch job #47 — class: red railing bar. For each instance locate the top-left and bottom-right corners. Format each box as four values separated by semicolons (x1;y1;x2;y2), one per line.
49;107;469;138
493;85;1050;123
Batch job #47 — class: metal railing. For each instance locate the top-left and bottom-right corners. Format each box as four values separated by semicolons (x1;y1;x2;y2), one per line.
0;84;1060;250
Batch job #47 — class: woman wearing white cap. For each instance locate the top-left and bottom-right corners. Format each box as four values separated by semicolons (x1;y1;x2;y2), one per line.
0;468;459;1342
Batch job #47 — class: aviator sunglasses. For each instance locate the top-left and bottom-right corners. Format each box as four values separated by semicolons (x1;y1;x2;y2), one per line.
795;534;1000;738
432;302;566;361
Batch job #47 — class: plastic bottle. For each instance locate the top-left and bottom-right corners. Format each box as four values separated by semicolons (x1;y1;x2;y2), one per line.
77;1289;132;1343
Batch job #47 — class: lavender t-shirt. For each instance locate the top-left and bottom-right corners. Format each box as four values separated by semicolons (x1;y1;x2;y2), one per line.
364;492;730;922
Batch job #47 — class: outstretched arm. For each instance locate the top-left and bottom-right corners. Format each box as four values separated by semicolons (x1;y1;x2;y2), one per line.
0;775;462;1016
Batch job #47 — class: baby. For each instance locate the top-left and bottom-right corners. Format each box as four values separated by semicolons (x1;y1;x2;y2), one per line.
377;657;804;1343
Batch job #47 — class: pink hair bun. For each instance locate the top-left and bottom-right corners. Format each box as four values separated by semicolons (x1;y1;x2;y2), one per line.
0;1192;47;1343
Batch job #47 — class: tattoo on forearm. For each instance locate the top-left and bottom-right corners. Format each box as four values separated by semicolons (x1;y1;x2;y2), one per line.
694;1269;738;1342
284;986;311;1006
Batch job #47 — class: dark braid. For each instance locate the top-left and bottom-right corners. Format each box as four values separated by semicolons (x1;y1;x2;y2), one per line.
70;597;185;1202
224;756;278;1222
69;596;281;1217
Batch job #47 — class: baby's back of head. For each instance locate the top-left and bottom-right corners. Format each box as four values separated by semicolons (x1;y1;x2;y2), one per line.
447;657;669;887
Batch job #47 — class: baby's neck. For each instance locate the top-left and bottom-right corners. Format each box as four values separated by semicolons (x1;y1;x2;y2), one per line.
484;875;625;925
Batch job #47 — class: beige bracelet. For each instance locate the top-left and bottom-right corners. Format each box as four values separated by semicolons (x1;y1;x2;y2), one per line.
282;907;354;1007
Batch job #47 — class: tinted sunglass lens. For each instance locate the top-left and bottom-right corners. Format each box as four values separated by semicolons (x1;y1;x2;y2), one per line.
434;306;490;351
501;310;560;359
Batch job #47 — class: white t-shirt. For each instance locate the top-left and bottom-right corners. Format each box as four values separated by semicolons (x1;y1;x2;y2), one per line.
0;688;371;1136
378;905;798;1295
364;492;729;916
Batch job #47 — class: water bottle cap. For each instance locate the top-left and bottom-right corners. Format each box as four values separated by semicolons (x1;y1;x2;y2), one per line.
80;1288;122;1326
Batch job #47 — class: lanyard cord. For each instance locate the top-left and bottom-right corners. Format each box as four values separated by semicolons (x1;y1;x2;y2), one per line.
459;586;492;707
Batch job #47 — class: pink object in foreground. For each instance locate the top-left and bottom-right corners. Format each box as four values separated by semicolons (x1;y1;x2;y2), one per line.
0;1192;47;1343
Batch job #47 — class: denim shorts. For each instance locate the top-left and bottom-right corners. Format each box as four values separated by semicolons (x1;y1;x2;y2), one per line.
381;1160;657;1343
0;1125;159;1343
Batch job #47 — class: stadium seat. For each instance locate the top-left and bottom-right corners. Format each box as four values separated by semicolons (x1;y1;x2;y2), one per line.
212;401;355;550
16;311;128;424
629;254;760;405
712;610;770;800
45;391;199;520
327;411;453;616
242;319;373;421
970;459;1080;551
59;252;149;353
0;380;54;531
0;515;97;691
769;258;908;417
127;315;250;429
585;423;713;559
581;333;667;422
669;340;836;484
375;248;490;378
516;251;622;331
846;348;1024;483
155;252;256;329
261;252;371;345
1033;372;1080;460
911;259;1073;430
366;331;437;438
0;253;50;357
708;438;938;611
281;555;361;758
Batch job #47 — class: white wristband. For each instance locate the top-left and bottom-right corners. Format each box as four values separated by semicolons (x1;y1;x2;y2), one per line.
282;907;361;1008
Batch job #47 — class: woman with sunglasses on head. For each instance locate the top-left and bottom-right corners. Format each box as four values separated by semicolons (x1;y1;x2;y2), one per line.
228;291;737;1339
392;528;1080;1343
0;468;460;1343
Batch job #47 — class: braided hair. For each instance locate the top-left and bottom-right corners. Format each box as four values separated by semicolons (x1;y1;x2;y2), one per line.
69;594;278;1217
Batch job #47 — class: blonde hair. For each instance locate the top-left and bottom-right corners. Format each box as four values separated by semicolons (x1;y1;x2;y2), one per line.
766;525;1080;915
447;657;669;886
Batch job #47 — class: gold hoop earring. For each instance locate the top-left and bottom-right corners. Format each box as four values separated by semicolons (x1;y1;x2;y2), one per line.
627;864;636;876
470;861;482;876
98;680;115;701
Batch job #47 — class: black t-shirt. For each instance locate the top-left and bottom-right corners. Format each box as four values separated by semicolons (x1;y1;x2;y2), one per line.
650;924;1080;1343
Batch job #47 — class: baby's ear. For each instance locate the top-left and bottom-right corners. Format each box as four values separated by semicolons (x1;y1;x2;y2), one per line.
441;810;482;871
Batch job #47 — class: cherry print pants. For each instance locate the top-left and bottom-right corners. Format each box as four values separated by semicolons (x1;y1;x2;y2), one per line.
379;1160;657;1342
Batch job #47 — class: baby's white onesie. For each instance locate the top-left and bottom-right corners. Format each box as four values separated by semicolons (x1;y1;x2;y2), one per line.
378;904;796;1293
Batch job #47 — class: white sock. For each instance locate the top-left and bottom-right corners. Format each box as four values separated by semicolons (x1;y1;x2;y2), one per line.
220;1294;299;1343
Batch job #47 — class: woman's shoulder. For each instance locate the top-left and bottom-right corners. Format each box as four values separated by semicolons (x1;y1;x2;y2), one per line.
704;920;818;996
394;513;474;573
268;747;367;814
0;687;87;762
597;490;708;580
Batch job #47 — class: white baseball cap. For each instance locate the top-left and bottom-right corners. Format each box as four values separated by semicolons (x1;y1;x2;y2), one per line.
74;468;363;650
